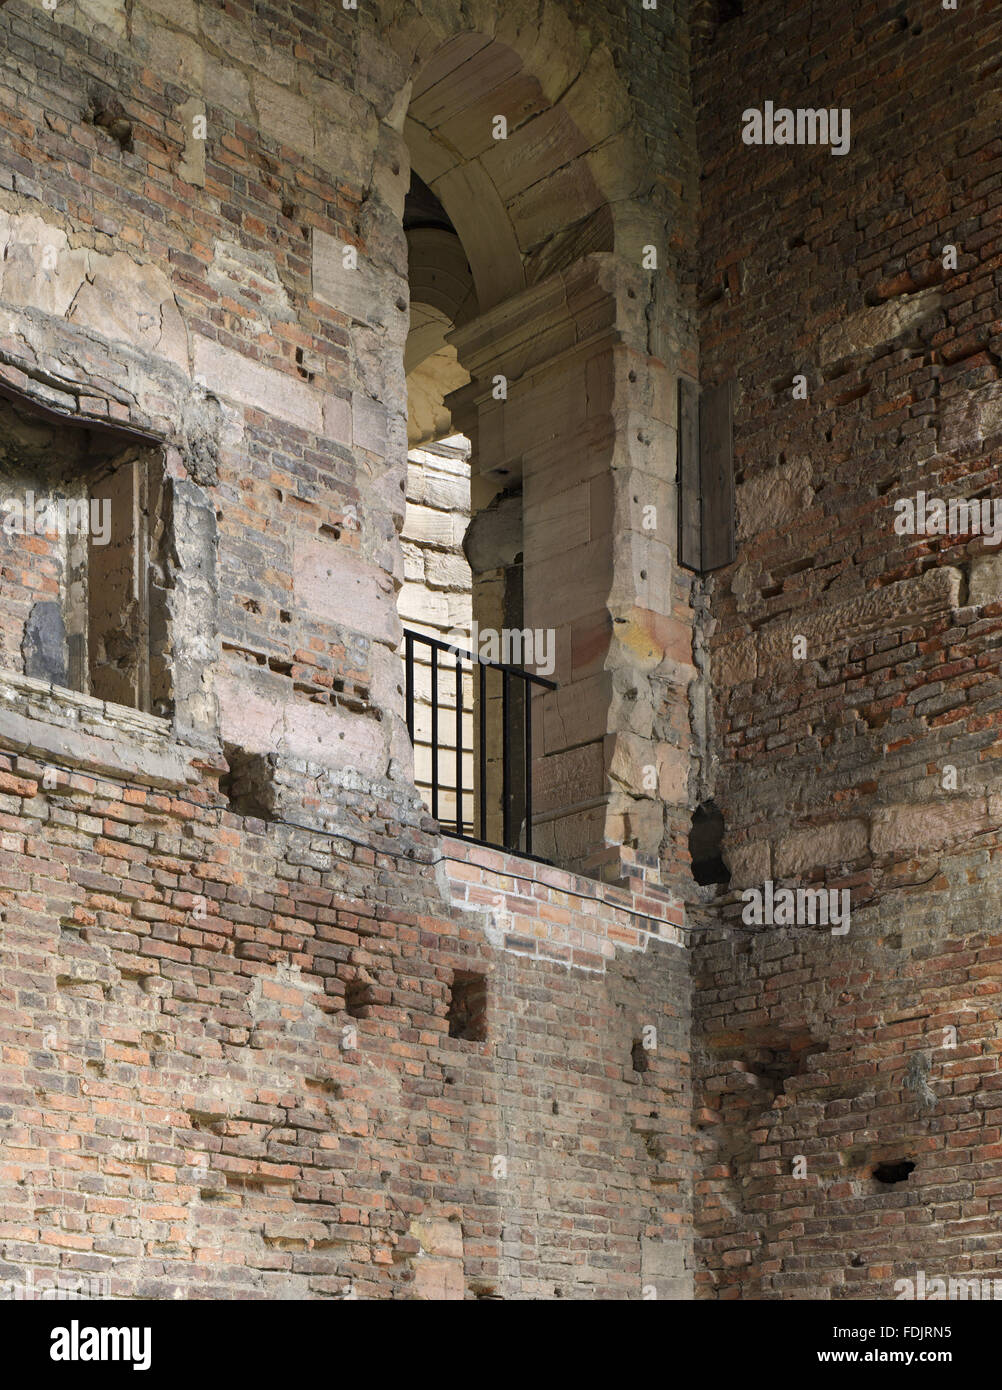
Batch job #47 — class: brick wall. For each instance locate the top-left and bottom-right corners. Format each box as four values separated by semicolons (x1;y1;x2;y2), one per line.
693;0;1002;1296
444;837;684;968
0;703;691;1297
8;0;1002;1302
0;0;700;1299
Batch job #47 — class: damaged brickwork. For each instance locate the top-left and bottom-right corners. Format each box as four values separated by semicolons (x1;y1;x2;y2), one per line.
0;0;696;1299
692;0;1002;1296
3;0;999;1304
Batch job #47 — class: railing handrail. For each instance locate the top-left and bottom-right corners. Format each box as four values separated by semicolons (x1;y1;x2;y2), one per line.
402;628;558;690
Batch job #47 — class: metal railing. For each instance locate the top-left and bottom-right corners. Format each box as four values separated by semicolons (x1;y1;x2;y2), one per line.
403;628;557;857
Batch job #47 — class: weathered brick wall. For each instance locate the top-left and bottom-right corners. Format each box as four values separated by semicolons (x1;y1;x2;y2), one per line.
0;0;701;875
1;0;406;776
693;0;1002;1296
693;875;1002;1299
0;0;697;1297
0;715;690;1297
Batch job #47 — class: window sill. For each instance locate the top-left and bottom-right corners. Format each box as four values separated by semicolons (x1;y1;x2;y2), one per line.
0;672;206;791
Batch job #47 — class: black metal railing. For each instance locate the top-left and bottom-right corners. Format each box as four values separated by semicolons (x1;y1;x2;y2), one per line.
403;628;557;857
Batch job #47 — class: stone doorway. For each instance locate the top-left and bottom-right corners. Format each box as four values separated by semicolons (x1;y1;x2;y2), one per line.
382;17;685;880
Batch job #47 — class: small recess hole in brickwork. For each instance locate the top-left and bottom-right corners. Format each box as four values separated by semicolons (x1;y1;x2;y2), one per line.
345;980;373;1018
689;801;731;887
447;972;487;1041
873;1159;915;1185
89;91;133;151
631;1040;649;1073
219;745;273;820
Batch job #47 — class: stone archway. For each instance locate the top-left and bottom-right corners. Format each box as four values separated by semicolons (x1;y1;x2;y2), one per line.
364;1;689;881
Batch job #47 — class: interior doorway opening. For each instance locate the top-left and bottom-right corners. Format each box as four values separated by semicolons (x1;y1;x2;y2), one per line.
399;169;536;852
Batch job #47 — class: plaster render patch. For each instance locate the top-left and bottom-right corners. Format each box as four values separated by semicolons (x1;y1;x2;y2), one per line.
208;240;295;324
313;230;402;327
69;254;189;370
969;551;1002;606
938;383;1002;455
724;839;771;888
713;635;757;688
252;75;314;158
757;566;962;666
0;216;88;317
216;675;387;774
178;97;206;186
136;15;206;89
0;212;189;371
352;394;389;457
68;0;126;37
870;798;988;858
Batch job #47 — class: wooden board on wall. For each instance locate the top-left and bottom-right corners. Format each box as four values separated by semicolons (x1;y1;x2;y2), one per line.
699;379;736;571
677;376;702;571
676;376;736;573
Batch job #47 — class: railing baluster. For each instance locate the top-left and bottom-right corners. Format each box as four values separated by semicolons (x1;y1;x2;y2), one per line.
401;628;555;859
524;675;533;856
478;659;487;842
430;642;439;824
455;653;463;836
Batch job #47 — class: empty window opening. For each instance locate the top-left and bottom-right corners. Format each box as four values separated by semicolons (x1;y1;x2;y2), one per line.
0;390;170;716
447;971;487;1041
872;1159;915;1185
402;117;567;861
631;1040;650;1074
399;178;478;838
689;800;731;886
